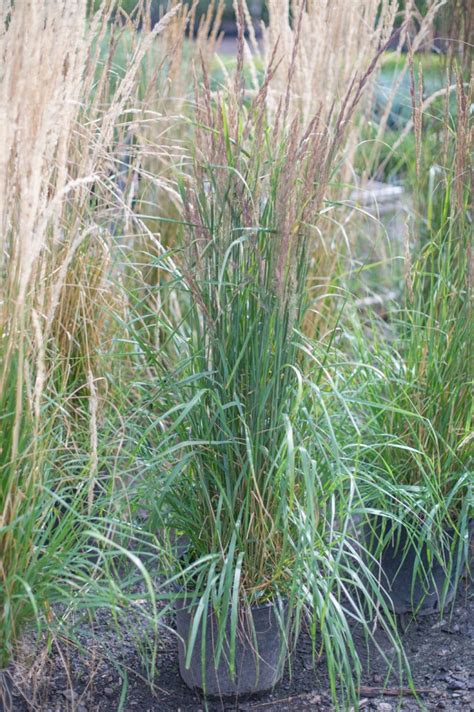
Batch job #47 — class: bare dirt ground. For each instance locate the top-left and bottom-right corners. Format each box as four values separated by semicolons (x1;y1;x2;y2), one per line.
9;567;473;712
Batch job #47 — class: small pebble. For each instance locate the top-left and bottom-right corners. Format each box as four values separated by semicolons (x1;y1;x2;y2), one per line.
377;704;393;712
103;686;114;697
61;689;78;702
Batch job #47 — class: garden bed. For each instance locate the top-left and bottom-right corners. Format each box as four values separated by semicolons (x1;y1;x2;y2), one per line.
10;570;472;711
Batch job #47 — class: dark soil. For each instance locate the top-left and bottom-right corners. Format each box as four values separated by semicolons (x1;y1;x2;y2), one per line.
8;572;473;712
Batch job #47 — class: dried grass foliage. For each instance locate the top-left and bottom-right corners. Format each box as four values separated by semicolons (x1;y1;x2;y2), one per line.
251;0;397;130
364;0;448;174
0;0;88;315
0;0;183;561
0;0;182;413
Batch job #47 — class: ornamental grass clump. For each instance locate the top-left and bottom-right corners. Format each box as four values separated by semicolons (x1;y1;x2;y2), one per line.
348;72;472;615
127;17;406;705
0;0;97;688
0;1;180;705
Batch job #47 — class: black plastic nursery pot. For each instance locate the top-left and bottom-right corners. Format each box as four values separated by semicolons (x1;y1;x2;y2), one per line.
366;519;470;617
176;597;287;698
0;667;14;712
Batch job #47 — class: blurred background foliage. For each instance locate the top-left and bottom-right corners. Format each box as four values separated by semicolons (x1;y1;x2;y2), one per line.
89;0;471;52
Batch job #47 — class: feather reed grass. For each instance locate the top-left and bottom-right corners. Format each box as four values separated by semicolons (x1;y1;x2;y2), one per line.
0;1;180;703
125;13;408;705
343;69;472;613
252;0;397;130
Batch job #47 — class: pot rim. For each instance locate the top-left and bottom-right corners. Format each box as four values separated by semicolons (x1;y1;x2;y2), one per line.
175;591;288;612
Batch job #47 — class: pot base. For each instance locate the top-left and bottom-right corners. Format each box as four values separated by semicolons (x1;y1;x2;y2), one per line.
176;599;287;698
366;520;470;616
